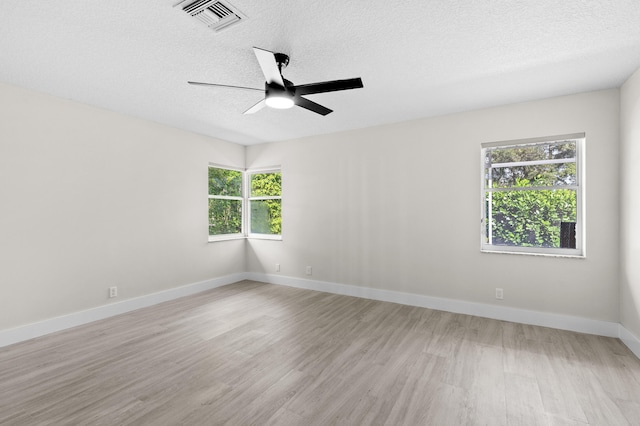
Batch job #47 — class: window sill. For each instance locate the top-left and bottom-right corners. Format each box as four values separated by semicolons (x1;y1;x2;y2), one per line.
208;235;244;243
481;249;585;259
208;234;282;243
248;234;282;241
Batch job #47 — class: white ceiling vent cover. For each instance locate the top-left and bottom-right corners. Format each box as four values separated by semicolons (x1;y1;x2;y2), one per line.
175;0;246;32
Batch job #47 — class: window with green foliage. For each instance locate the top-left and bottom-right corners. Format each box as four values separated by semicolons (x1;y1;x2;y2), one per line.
208;165;282;241
481;134;584;256
249;170;282;237
208;166;243;238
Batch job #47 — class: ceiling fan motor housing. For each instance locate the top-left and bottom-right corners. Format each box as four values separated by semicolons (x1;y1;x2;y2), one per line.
265;82;294;108
266;82;292;96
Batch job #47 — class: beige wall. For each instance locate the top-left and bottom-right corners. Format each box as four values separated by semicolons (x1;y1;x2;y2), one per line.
0;83;246;330
621;69;640;338
247;89;621;322
0;82;627;333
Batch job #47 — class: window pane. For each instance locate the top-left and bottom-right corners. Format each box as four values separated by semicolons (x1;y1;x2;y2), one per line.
250;199;281;235
209;199;242;235
251;172;281;197
485;141;576;189
485;189;577;248
209;167;242;196
486;141;576;164
487;161;576;188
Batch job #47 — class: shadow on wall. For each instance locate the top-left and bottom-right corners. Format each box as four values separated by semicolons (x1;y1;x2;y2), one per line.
620;261;640;340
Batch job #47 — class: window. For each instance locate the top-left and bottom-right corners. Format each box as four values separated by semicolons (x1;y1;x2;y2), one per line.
208;165;243;239
481;133;584;256
208;165;282;241
249;170;282;239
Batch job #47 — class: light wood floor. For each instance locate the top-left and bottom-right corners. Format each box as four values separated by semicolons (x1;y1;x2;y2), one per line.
1;281;639;425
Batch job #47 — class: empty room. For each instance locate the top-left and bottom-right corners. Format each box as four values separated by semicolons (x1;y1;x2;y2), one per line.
2;1;640;424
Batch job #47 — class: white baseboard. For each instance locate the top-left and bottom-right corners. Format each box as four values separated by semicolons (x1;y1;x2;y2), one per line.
3;272;639;360
619;325;640;359
246;273;622;339
0;273;247;348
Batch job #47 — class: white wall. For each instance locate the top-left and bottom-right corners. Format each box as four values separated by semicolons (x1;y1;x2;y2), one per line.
0;82;626;338
0;83;245;331
247;89;621;322
620;69;640;338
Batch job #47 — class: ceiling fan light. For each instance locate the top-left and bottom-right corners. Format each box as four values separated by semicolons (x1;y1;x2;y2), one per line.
265;95;294;109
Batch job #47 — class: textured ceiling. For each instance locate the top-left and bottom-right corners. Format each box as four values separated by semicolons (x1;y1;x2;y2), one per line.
1;0;640;145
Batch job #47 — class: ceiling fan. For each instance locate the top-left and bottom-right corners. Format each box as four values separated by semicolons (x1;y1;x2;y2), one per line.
188;47;364;116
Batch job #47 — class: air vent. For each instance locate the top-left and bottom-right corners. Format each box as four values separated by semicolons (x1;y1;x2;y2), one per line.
175;0;246;32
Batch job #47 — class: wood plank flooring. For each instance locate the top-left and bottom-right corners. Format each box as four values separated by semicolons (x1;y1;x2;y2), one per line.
1;280;639;425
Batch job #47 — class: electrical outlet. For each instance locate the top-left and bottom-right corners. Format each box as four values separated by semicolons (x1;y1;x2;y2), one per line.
495;288;504;300
305;266;312;276
109;286;118;298
275;263;280;272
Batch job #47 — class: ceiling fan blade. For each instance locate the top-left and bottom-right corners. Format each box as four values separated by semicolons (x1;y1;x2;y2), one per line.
253;47;285;87
188;81;263;92
244;98;266;114
293;78;363;96
294;96;333;116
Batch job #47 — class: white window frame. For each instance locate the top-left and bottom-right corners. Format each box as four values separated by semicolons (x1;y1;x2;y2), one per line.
208;164;245;242
247;167;282;241
208;164;282;242
480;133;585;257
